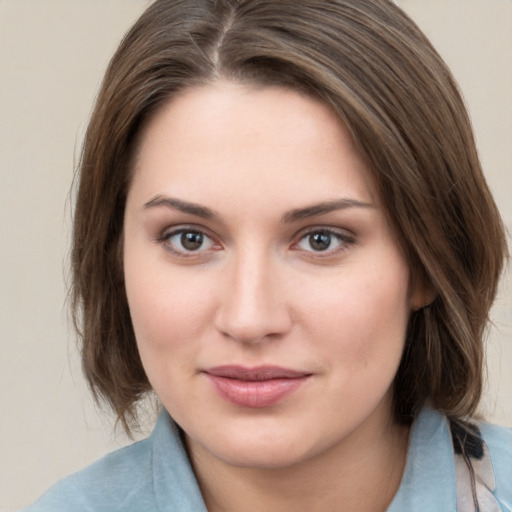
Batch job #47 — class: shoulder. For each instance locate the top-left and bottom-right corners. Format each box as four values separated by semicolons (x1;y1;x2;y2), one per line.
21;410;207;512
21;437;156;512
480;421;512;508
388;408;511;512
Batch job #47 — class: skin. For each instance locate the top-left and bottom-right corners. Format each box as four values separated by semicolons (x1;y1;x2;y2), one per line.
123;81;428;512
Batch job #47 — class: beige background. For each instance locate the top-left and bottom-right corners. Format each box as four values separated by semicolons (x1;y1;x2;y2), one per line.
0;0;510;510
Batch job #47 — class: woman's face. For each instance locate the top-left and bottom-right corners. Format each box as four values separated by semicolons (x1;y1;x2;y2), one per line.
124;81;425;469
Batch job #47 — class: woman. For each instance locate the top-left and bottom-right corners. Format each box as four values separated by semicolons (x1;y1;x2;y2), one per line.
24;0;511;511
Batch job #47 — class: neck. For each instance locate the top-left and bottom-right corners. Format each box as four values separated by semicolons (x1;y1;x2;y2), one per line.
187;409;410;512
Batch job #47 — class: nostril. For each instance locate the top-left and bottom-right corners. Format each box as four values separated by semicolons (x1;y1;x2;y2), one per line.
213;258;293;343
214;301;293;345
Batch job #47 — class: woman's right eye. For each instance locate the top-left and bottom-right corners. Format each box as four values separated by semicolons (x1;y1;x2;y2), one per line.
159;228;218;255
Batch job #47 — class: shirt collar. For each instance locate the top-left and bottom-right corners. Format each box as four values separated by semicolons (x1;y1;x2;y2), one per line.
149;406;457;512
151;409;208;512
387;406;457;511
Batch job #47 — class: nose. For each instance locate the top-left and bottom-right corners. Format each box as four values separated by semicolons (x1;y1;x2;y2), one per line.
214;251;293;344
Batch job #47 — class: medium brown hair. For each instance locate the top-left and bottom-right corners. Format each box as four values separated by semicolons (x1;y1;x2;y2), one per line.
72;0;508;432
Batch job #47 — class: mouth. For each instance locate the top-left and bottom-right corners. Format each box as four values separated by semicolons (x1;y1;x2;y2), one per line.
203;365;312;408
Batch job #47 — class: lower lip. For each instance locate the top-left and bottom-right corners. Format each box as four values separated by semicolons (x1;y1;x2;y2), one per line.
206;375;309;408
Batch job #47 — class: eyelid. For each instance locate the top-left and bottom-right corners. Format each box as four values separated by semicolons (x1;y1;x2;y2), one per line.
158;224;208;240
291;226;355;255
292;224;355;242
157;224;222;256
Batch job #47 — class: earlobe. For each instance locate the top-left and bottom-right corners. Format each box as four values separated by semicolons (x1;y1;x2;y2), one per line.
410;277;437;312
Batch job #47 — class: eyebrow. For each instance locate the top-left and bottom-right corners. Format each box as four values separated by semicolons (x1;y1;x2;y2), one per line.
281;198;375;223
143;195;374;223
143;195;216;219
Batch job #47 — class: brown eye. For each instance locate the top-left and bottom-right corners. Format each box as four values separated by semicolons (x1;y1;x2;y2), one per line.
161;228;216;255
309;232;332;251
181;231;204;251
295;229;353;255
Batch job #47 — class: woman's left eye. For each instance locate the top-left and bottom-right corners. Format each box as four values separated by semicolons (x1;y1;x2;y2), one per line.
160;228;217;255
295;229;352;254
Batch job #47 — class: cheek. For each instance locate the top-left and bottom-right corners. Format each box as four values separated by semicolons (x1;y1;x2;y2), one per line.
126;268;209;351
297;260;411;367
124;270;209;407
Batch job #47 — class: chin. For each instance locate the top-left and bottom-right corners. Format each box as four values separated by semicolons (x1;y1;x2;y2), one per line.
202;437;313;470
184;414;346;471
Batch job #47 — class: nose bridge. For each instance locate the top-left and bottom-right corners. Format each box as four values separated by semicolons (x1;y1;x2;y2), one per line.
215;245;291;343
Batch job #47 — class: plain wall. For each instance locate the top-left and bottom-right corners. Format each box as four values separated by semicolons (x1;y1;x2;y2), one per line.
1;1;510;510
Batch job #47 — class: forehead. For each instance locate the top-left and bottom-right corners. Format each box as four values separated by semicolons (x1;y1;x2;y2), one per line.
130;81;378;211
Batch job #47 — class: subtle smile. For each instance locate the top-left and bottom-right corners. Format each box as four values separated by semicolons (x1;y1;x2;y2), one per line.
204;366;312;408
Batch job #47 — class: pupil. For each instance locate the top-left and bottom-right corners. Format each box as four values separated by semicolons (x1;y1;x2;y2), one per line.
181;231;203;251
310;232;331;251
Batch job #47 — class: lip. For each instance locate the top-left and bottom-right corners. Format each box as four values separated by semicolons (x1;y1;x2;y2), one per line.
204;365;311;408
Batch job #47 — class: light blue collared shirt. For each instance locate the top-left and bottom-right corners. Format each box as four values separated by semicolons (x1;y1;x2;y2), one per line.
21;407;512;511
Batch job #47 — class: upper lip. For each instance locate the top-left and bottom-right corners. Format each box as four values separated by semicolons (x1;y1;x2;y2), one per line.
204;365;311;381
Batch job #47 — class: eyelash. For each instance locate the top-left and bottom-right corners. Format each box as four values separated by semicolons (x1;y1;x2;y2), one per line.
157;226;220;257
292;228;355;257
156;226;355;258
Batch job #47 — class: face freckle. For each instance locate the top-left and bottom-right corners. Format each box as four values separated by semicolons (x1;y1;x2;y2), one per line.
123;80;423;472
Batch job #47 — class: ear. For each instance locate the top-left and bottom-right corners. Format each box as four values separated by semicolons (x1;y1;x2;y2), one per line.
409;273;437;311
